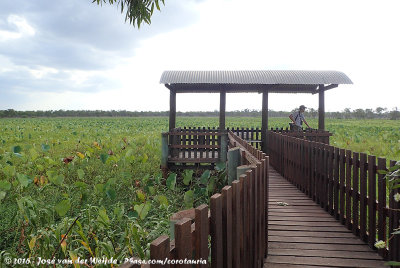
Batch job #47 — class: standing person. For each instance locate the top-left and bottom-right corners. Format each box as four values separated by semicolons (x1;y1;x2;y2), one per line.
289;105;311;131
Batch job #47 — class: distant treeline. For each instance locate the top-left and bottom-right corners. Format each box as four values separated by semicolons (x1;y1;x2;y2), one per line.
0;108;399;119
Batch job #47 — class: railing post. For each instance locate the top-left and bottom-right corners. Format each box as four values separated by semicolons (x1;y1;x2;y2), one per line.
367;155;377;248
231;180;241;268
195;204;209;266
377;158;386;258
150;236;170;268
161;132;169;178
389;160;400;262
211;194;223;268
264;156;269;258
219;131;228;163
237;165;254;179
175;218;192;267
227;147;242;184
222;186;233;268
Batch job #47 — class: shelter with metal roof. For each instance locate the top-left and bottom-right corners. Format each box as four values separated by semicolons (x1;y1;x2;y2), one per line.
160;70;352;152
155;71;396;268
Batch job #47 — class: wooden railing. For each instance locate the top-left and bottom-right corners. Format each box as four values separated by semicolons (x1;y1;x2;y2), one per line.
269;127;332;144
162;127;331;171
227;130;269;266
124;131;269;267
161;127;226;171
227;127;332;149
268;131;400;261
228;127;262;149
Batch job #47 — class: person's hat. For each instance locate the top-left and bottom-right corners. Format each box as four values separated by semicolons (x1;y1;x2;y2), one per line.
299;105;306;110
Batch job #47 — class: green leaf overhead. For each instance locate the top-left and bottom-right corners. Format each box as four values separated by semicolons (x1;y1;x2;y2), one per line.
93;0;165;28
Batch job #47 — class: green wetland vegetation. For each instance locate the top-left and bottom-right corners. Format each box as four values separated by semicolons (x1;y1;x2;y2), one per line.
0;117;399;263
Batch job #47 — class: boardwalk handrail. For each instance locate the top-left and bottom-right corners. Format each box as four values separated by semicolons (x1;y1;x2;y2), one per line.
269;128;332;144
267;131;400;262
228;130;269;265
228;127;262;149
123;131;269;268
163;127;332;168
228;127;332;149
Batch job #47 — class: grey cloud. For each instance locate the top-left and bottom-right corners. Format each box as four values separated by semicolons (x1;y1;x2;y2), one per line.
1;37;117;70
0;0;201;98
0;68;119;95
1;0;200;46
0;91;26;109
0;0;200;69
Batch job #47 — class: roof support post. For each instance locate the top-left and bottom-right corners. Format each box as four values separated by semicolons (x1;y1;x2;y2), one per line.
261;91;269;153
219;90;226;131
169;88;176;131
318;84;325;130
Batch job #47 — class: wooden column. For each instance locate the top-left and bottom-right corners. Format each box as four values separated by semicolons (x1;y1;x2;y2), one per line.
261;91;268;153
318;84;325;130
169;88;176;131
161;132;169;178
219;90;226;131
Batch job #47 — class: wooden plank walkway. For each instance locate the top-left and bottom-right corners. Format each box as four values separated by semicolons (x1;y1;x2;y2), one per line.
264;167;386;268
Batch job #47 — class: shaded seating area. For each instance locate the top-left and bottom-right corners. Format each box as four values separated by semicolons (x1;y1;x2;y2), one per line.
160;70;351;171
142;69;399;267
117;70;399;268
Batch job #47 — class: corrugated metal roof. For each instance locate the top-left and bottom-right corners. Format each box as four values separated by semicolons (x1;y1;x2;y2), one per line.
160;70;352;85
163;83;319;94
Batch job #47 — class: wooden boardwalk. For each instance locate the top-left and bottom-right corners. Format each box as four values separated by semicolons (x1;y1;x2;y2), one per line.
264;167;386;268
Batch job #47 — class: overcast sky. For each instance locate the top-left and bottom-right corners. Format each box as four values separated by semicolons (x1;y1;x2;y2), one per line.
0;0;399;112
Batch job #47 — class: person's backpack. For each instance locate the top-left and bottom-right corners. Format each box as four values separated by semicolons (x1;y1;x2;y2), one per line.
294;112;302;125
